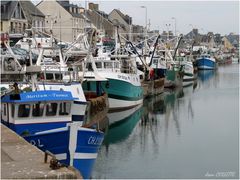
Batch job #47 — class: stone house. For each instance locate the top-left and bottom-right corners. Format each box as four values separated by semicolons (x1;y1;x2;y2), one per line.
1;1;28;36
37;0;85;42
86;3;125;39
1;0;45;40
19;0;45;32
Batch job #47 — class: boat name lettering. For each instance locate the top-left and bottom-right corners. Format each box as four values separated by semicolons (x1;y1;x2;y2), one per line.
88;136;103;145
30;139;44;147
118;75;128;80
26;93;69;99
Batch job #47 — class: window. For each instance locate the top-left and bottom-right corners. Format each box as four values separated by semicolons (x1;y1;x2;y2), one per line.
32;102;44;117
104;62;112;68
95;62;102;68
153;59;158;65
3;104;6;116
114;62;119;68
46;103;57;116
55;73;62;80
11;104;15;118
18;104;30;118
59;102;71;116
46;73;54;80
1;5;4;14
86;63;93;71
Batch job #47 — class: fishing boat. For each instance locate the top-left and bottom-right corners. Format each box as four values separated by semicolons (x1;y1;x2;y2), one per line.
1;38;106;179
140;35;165;97
164;63;184;89
83;53;143;111
1;84;104;179
141;55;165;97
176;56;196;87
196;54;216;70
81;28;143;111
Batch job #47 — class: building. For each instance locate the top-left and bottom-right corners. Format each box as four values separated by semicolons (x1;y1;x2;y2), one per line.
86;3;125;38
221;36;234;50
1;0;45;45
19;0;45;32
132;25;144;42
37;0;85;42
226;33;239;48
1;1;28;38
108;9;132;40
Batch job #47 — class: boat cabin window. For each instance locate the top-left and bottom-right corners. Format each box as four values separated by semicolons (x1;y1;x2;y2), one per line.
3;104;6;116
11;104;15;118
95;62;102;68
86;63;93;71
59;102;71;115
114;62;120;68
153;59;158;65
32;102;44;117
18;104;31;118
46;103;58;116
46;73;54;80
55;73;63;80
104;62;112;68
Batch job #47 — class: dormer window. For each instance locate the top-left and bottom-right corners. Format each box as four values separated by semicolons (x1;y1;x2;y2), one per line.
1;5;5;13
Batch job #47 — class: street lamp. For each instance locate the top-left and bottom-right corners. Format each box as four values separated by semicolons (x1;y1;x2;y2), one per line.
172;17;176;36
165;23;171;40
140;6;148;55
140;6;147;34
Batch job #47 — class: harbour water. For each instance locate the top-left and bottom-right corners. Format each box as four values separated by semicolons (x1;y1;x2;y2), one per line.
92;64;239;179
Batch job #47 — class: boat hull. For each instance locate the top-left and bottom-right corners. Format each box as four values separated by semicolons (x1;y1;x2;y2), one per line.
24;125;104;179
141;78;164;97
196;58;216;70
83;76;143;111
164;69;183;88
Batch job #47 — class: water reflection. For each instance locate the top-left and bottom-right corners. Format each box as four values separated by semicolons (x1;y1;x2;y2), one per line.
104;104;143;145
92;65;238;179
197;70;221;92
198;70;215;82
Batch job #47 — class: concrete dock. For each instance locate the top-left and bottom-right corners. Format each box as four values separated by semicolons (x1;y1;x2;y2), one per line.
1;124;82;179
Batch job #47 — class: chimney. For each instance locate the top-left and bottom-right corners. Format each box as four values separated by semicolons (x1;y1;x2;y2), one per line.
89;2;99;11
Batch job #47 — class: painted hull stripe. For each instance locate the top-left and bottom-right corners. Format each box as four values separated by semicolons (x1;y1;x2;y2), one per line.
74;153;98;159
35;127;68;134
55;153;99;160
108;93;143;101
56;153;67;160
13;121;70;125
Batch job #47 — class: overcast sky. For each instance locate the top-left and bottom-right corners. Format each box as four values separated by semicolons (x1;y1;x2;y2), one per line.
34;0;239;35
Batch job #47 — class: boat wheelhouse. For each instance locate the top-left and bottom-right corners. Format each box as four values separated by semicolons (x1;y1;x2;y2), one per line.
1;90;74;134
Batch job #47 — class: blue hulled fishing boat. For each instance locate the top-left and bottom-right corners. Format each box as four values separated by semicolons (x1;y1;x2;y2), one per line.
1;89;104;179
196;54;216;70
